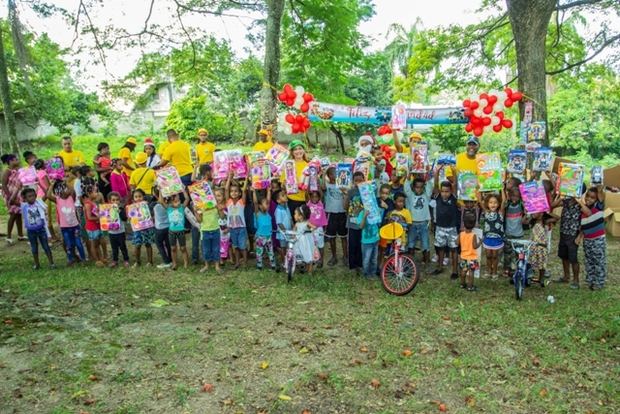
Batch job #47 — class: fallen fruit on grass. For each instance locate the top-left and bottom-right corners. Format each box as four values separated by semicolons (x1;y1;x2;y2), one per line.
278;394;292;401
201;383;214;393
259;361;269;369
465;395;476;407
83;398;96;406
402;348;413;357
539;387;548;397
317;372;328;381
370;379;381;389
350;358;363;366
87;375;98;382
359;346;368;353
438;403;447;411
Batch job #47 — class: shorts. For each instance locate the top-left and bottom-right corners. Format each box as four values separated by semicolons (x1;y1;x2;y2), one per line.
408;221;430;251
482;236;504;250
434;226;458;249
230;227;248;250
558;233;578;263
459;259;479;270
87;229;103;241
326;212;347;238
169;230;186;247
313;227;325;249
132;228;155;246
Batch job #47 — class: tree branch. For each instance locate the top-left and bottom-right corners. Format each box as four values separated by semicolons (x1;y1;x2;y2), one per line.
546;33;620;75
556;0;607;11
172;0;198;76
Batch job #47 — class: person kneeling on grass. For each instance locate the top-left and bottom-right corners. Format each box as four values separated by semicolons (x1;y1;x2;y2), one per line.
458;213;480;292
21;187;55;270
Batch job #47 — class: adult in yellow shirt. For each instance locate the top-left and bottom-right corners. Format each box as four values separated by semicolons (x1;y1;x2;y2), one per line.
447;136;481;180
281;140;309;217
159;129;193;186
195;128;216;164
129;152;156;196
252;129;274;153
118;137;137;177
57;136;86;169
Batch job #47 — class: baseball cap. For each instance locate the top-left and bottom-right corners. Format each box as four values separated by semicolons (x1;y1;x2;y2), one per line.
198;128;208;135
288;140;306;150
466;136;479;146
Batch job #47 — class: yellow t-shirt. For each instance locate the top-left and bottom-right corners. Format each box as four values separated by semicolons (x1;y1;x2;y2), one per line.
57;150;85;168
280;159;308;202
162;139;193;177
253;140;274;153
158;141;169;157
195;141;216;164
447;152;480;177
129;167;156;195
118;147;135;177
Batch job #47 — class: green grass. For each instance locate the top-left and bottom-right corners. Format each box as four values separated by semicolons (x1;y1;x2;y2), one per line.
0;233;618;413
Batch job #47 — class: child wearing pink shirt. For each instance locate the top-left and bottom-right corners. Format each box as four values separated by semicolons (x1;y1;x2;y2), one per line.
307;190;327;268
110;159;130;203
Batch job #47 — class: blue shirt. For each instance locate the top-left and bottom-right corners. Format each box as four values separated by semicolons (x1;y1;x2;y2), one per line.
167;206;185;232
357;210;380;244
254;211;273;237
275;204;292;240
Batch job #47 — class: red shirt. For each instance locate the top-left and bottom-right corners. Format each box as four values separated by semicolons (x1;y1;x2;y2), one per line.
83;199;100;231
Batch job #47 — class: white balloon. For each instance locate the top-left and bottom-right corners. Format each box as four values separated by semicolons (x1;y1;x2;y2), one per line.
284;123;293;135
497;91;507;102
294;95;304;110
294;85;305;97
491;116;501;126
479;98;488;108
474;108;484;117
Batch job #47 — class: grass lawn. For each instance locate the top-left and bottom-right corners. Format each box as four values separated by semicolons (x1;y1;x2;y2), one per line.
0;224;618;414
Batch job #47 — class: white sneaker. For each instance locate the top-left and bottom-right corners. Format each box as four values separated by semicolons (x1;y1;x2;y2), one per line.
157;263;172;269
431;254;438;263
442;257;449;266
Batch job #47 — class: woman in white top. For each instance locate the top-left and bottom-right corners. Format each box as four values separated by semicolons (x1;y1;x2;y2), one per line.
144;137;161;168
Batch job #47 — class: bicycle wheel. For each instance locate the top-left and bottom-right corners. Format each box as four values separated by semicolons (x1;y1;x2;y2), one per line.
381;254;419;296
286;254;295;283
514;269;524;300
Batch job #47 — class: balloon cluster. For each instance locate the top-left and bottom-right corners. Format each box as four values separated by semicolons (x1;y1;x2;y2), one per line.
462;88;523;137
377;124;393;136
277;83;315;135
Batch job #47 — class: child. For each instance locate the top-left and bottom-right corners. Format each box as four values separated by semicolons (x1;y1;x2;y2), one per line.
385;192;413;250
127;189;155;267
503;187;526;277
551;191;582;288
225;173;248;268
129;152;156;200
345;171;366;272
358;208;380;279
106;191;130;267
110;158;130;203
293;204;317;273
47;180;86;265
20;187;54;269
431;176;459;279
94;142;112;199
196;193;224;273
458;213;480;292
307;189;327;268
252;187;276;271
83;182;106;267
34;159;58;241
404;175;433;265
152;187;173;269
159;190;190;269
322;166;348;266
480;193;504;279
577;186;607;290
214;188;231;266
377;183;395;270
275;190;293;269
269;179;282;258
528;213;553;284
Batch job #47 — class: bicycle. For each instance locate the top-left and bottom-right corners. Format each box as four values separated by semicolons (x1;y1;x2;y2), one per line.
510;239;547;300
279;229;298;283
379;222;419;296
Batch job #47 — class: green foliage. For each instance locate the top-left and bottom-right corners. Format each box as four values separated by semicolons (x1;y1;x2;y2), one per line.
0;21;108;132
344;52;393;107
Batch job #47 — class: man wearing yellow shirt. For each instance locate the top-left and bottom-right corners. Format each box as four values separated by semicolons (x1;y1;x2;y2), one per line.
57;136;86;169
195;128;216;164
447;136;481;179
252;129;274;153
159;129;193;186
118;137;137;177
129;152;156;196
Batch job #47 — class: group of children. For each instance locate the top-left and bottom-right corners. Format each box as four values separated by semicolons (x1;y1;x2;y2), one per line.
0;134;609;293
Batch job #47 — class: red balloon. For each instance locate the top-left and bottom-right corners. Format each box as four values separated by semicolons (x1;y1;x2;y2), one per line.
286;98;295;107
303;118;310;128
283;83;293;92
504;87;513;97
463;99;471;108
493;124;502;133
482;117;492;126
303;92;314;102
473;127;483;137
502;119;513;128
504;99;513;108
292;123;301;134
295;114;304;122
471;116;482;126
464;109;473;118
479;93;489;101
278;92;287;102
483;105;493;115
496;111;505;119
488;95;498;104
465;123;473;132
512;91;523;101
285;113;295;124
300;102;309;113
470;101;480;110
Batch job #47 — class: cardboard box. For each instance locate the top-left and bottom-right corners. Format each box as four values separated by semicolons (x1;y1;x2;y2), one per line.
603;164;620;189
604;191;620;237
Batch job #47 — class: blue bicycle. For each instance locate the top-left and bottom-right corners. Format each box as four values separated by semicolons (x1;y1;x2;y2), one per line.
510;239;536;300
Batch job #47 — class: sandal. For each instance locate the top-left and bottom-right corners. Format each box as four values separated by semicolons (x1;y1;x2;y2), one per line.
5;238;15;245
17;236;28;241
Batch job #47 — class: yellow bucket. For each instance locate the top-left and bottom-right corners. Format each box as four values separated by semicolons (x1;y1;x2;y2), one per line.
379;222;404;241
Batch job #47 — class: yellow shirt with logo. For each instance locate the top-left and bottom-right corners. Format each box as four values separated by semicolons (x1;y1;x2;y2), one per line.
447;153;480;177
118;147;135;177
162;140;193;177
57;150;85;168
129;167;156;195
195;141;216;164
252;140;274;153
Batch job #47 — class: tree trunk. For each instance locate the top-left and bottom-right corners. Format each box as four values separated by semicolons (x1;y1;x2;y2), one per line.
0;27;19;154
330;125;346;153
506;0;555;146
260;0;285;133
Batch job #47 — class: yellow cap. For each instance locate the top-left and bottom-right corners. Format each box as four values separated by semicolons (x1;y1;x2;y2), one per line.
134;152;148;165
409;132;422;141
198;128;208;135
126;137;137;145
